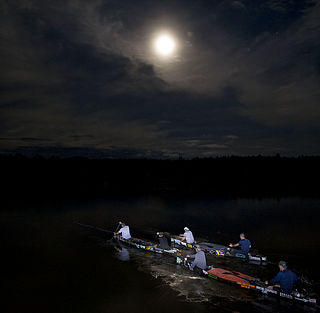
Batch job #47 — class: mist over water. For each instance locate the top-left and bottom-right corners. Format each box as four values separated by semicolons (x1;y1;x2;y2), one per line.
2;196;319;313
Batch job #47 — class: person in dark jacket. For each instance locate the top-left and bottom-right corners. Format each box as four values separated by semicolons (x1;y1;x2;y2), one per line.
154;232;170;249
229;233;251;255
265;260;299;294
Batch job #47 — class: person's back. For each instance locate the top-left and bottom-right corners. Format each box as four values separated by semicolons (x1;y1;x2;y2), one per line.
189;249;207;270
229;233;251;255
270;268;298;294
238;238;251;254
157;233;169;249
184;230;194;244
119;225;131;239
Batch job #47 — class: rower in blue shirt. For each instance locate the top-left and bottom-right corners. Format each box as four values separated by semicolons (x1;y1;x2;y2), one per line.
229;233;251;255
265;260;299;294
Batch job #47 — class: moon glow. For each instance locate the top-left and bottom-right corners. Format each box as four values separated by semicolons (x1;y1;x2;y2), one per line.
154;34;176;56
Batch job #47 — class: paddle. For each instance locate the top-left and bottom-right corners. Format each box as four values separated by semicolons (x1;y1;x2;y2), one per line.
111;222;121;241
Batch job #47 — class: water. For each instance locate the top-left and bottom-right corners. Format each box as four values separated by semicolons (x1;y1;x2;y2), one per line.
1;196;319;313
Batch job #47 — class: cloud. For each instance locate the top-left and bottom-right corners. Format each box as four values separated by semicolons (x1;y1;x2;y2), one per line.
0;0;319;157
233;2;320;127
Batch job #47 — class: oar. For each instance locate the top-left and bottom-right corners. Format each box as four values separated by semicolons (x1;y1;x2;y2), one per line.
109;223;121;242
114;223;121;233
75;221;115;234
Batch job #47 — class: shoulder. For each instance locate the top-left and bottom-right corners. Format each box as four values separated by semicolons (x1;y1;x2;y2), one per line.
287;269;297;276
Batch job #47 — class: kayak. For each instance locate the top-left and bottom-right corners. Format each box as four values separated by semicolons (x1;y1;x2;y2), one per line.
171;236;267;263
176;256;317;305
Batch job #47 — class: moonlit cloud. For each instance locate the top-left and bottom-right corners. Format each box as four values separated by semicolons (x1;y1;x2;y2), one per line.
0;0;319;157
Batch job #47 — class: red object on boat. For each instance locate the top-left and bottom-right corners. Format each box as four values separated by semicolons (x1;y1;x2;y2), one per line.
207;268;255;287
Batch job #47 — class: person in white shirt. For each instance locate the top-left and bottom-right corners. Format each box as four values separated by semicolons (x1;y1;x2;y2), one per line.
180;227;194;244
115;221;131;239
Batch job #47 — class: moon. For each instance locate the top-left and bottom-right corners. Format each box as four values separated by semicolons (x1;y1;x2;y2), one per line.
153;33;176;56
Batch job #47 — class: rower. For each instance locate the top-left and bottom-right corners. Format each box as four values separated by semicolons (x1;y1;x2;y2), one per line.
265;260;299;294
155;232;170;249
186;244;207;275
229;233;251;255
180;227;195;244
114;221;131;239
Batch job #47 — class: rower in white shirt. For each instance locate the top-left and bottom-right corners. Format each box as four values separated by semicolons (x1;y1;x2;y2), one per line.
115;221;131;239
180;226;194;244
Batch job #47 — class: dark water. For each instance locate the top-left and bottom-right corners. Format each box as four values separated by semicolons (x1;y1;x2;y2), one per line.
2;196;320;313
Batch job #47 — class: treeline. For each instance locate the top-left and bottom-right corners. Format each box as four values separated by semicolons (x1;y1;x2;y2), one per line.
1;154;319;202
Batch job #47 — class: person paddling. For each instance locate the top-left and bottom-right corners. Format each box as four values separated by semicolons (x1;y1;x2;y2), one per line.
265;260;299;294
115;221;131;239
229;233;251;255
180;227;195;244
154;232;170;249
186;244;207;275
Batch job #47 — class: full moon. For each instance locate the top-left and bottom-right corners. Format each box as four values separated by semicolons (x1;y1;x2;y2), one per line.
154;34;176;56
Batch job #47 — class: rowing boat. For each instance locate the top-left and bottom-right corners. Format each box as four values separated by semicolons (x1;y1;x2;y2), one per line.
114;233;316;305
78;224;316;305
114;235;187;258
171;236;267;263
176;256;317;305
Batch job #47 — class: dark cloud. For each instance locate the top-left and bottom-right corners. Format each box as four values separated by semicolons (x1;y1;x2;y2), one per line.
0;0;319;157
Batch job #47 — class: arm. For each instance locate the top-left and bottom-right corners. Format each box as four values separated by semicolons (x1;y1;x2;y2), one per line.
269;272;282;285
229;243;239;248
186;252;196;259
190;253;200;269
115;228;123;235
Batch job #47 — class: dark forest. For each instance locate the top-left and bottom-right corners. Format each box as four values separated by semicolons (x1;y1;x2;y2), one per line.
1;154;319;202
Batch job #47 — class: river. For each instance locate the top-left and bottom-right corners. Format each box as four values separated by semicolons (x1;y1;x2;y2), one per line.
2;196;319;312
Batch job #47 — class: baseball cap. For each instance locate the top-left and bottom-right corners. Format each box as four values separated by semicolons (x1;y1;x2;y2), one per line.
279;260;287;269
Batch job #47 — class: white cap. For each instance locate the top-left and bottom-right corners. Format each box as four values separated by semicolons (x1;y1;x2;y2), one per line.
184;227;189;231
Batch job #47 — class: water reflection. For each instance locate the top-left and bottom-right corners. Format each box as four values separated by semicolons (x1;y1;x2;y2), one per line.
115;245;130;261
1;196;319;313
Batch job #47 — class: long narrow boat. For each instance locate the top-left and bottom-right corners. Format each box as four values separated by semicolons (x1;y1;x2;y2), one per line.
114;235;187;258
176;256;317;305
171;236;267;263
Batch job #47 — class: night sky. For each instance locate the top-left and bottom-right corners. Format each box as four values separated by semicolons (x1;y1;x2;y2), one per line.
1;0;319;158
